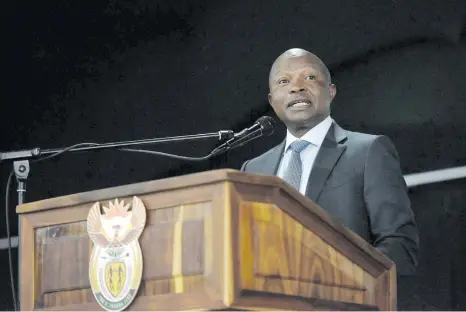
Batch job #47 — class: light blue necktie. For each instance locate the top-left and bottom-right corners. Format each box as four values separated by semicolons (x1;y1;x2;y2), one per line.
282;140;310;191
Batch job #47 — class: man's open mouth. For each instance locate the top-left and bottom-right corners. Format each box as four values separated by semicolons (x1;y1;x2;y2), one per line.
287;100;312;108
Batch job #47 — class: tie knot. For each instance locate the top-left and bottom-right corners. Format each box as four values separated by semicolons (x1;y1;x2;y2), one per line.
289;140;310;153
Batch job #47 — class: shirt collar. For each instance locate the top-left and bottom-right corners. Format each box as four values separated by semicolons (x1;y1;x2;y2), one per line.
284;116;333;154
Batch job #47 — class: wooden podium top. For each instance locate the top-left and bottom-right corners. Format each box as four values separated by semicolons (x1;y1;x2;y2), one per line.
17;169;392;270
17;169;395;311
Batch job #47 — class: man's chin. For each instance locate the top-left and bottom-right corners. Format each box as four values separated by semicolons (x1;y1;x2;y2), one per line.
285;111;315;125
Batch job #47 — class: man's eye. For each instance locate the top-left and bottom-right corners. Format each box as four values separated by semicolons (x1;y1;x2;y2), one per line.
306;75;316;80
278;79;289;84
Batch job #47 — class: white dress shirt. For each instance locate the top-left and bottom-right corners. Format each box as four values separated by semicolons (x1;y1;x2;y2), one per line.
277;116;333;194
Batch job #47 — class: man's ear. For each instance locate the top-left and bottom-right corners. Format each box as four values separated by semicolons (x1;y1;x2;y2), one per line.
329;84;337;100
268;93;272;105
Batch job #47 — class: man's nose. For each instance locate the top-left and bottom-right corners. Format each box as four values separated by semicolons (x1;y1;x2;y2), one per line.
289;81;305;93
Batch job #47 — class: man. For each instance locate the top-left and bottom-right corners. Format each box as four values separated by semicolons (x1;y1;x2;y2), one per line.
241;48;419;275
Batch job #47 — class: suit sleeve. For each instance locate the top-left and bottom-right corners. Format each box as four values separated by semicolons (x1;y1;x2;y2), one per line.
364;135;419;276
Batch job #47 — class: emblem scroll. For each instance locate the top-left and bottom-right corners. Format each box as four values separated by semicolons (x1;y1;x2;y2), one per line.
87;197;146;312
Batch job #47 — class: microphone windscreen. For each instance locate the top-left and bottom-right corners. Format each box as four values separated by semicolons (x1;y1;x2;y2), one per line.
256;116;275;136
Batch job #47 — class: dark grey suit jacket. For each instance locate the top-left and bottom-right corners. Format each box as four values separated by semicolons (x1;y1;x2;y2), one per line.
241;121;419;276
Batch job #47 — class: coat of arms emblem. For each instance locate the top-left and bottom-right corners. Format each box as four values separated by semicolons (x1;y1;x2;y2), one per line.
87;196;146;311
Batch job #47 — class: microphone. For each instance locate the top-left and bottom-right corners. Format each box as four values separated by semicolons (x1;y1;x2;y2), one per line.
233;116;276;138
211;116;276;156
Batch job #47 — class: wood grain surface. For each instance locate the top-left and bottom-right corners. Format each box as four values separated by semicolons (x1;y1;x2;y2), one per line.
17;170;395;311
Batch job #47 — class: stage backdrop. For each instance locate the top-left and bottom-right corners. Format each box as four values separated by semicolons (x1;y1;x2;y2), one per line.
0;0;465;310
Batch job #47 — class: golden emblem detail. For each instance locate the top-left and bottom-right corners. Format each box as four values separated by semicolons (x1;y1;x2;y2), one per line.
87;197;146;312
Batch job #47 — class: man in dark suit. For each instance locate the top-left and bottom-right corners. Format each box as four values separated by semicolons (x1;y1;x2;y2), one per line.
241;48;419;276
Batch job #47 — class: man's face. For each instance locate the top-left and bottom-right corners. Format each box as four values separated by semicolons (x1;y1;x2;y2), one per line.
268;54;336;129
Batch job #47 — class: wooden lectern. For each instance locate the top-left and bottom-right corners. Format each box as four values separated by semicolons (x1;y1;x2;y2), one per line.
17;169;396;311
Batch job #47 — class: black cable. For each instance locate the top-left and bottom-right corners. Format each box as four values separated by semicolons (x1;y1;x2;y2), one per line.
119;147;222;161
5;170;17;312
31;142;100;163
5;142;99;311
34;142;223;162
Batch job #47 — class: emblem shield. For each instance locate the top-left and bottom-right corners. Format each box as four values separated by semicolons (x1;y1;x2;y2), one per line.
87;197;146;312
105;261;127;298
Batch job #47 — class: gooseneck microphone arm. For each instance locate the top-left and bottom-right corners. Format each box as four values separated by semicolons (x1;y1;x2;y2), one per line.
0;130;234;162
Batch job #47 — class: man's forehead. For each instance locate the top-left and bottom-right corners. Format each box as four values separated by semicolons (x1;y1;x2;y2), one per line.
271;63;322;75
270;55;325;76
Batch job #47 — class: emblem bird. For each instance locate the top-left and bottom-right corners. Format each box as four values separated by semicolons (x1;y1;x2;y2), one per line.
87;197;146;247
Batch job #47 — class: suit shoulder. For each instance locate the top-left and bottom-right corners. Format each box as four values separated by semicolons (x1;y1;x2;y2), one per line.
345;130;380;145
247;144;281;164
344;129;399;158
241;143;283;172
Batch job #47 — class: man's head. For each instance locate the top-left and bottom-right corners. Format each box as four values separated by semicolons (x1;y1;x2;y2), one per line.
268;48;336;137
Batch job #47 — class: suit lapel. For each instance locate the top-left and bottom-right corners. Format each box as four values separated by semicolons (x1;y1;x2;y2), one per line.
305;122;347;202
260;141;285;176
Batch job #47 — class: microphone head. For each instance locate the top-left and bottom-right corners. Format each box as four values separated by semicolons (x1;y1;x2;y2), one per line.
256;116;276;136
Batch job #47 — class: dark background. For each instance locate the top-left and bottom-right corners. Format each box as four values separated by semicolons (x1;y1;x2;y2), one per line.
1;0;465;310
